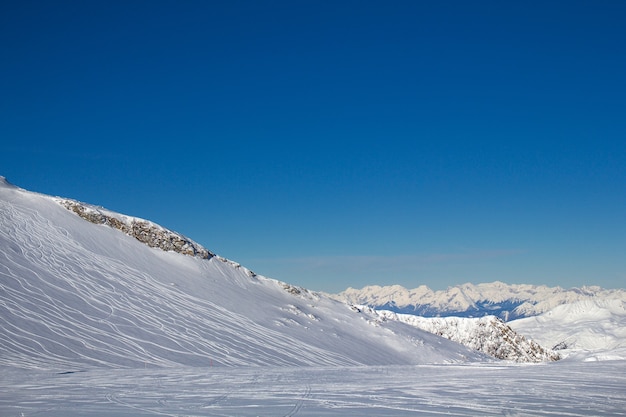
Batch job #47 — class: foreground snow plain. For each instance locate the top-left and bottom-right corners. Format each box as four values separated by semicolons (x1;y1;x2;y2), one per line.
2;361;625;416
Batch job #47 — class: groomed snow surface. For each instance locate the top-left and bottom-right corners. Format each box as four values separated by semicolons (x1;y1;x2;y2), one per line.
2;361;625;416
1;176;625;415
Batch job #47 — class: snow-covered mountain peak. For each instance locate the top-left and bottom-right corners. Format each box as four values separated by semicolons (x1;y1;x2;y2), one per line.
333;282;626;320
510;298;626;359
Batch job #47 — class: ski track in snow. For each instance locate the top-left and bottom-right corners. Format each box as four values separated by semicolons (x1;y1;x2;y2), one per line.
0;198;361;368
3;184;483;370
1;362;625;416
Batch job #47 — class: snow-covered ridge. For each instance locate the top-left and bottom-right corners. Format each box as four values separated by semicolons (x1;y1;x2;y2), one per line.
0;177;483;369
370;308;559;362
333;282;626;320
57;198;261;277
510;298;626;360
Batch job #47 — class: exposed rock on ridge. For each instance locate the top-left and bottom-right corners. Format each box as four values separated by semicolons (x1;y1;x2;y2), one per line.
370;308;560;362
59;199;214;259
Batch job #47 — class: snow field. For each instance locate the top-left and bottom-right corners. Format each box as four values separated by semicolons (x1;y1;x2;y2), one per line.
0;177;480;369
1;361;625;416
2;176;626;416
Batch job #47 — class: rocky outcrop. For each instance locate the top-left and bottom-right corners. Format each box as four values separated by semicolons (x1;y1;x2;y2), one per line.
59;199;214;259
371;308;560;362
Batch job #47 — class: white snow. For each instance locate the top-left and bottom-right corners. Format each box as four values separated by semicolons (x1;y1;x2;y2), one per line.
0;177;479;369
2;176;625;416
1;362;625;416
335;280;626;360
372;309;559;362
335;281;626;319
510;298;626;360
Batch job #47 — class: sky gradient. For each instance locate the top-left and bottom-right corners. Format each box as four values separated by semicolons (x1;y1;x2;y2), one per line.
2;1;625;292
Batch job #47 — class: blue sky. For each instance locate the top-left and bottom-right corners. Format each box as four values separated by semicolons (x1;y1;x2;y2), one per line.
2;1;625;292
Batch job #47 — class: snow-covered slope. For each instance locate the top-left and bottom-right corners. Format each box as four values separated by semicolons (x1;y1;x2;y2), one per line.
371;308;559;362
510;298;626;361
333;282;626;321
0;177;483;370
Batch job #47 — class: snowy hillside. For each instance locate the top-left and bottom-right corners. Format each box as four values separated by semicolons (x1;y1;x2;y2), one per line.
2;177;626;416
371;308;559;362
0;177;483;370
510;298;626;361
333;282;626;320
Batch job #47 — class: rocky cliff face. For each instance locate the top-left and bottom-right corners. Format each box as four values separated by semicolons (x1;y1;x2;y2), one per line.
369;308;560;362
59;199;214;259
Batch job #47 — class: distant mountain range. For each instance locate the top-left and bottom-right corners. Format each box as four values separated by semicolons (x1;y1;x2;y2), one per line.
332;282;626;321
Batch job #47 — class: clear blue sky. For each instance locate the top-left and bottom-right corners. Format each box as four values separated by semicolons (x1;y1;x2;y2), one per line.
2;1;625;292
